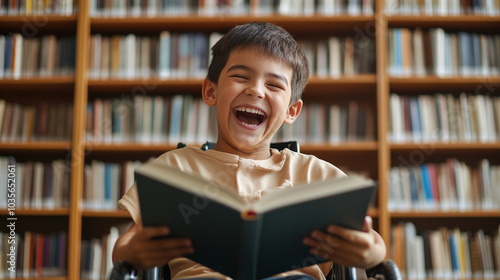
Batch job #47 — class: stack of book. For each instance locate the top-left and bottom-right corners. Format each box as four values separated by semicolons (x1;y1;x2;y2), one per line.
88;32;214;79
389;93;500;143
274;101;376;143
0;0;76;15
0;100;74;142
0;35;76;79
0;231;67;279
391;222;500;280
0;157;71;210
85;95;218;145
388;28;500;77
389;158;500;211
386;0;500;15
82;160;143;210
80;225;129;280
299;36;376;77
89;0;374;17
88;32;376;80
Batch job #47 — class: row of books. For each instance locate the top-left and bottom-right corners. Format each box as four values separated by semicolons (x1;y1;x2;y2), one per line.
85;94;376;145
0;34;76;79
388;28;500;77
300;36;376;78
88;32;376;80
89;0;374;17
88;32;214;80
386;0;500;15
0;0;76;15
0;100;74;142
391;223;500;280
389;93;500;143
388;158;500;211
82;160;143;210
80;225;127;280
0;157;71;210
85;95;218;145
0;231;67;279
273;101;376;143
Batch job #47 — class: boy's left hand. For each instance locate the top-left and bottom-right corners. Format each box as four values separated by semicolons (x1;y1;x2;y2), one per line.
303;216;386;269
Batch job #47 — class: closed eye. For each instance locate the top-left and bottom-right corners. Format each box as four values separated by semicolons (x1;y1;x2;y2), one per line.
231;74;248;81
267;83;285;91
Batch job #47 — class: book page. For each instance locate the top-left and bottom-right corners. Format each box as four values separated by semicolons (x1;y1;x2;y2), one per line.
253;175;374;213
136;159;248;212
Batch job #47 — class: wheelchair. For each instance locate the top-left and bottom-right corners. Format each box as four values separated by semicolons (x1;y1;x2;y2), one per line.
109;141;401;280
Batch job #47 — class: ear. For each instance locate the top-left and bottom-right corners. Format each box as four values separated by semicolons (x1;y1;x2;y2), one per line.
283;99;303;124
202;79;217;106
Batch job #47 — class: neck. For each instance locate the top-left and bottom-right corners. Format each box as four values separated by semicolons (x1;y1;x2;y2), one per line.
213;140;272;160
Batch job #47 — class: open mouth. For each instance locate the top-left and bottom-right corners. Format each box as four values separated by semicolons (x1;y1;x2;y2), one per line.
234;106;267;127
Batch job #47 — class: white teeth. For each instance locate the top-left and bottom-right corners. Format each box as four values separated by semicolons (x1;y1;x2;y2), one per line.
241;122;258;127
235;107;265;116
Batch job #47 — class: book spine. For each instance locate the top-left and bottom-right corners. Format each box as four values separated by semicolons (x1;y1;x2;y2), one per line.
236;215;262;280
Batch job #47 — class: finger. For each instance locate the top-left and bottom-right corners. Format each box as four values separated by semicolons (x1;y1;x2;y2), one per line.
141;237;192;251
132;242;194;269
140;226;170;239
363;216;373;232
326;226;373;246
311;230;343;247
140;245;194;260
308;230;372;258
303;234;342;257
312;247;361;267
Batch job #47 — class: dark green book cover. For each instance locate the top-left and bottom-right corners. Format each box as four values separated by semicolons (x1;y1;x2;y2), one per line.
135;160;376;280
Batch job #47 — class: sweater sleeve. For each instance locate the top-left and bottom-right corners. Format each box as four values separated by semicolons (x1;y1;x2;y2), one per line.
117;182;142;225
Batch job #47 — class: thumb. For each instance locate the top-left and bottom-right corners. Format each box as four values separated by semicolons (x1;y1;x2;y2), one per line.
363;216;373;232
142;226;169;239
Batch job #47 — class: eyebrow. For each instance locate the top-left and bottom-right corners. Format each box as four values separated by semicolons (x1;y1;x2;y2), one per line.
226;65;290;86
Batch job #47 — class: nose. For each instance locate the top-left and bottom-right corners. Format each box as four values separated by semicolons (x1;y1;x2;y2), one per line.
245;82;265;99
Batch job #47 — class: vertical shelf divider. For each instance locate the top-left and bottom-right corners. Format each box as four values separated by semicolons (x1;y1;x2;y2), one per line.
68;0;90;279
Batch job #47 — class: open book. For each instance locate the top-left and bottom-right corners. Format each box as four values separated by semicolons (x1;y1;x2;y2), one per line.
135;159;377;280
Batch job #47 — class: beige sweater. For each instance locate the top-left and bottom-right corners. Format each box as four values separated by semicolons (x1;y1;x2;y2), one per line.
118;147;345;280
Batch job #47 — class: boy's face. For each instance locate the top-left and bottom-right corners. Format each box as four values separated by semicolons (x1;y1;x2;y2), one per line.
202;47;302;159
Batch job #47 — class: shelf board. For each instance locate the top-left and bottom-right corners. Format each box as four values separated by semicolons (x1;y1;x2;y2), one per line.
389;76;500;92
86;141;380;153
88;75;377;95
0;141;72;151
0;15;77;33
387;15;500;30
390;142;500;151
88;78;203;94
7;277;67;280
0;208;69;216
90;15;375;34
390;210;500;218
82;209;131;218
367;208;378;217
307;75;377;94
0;76;75;94
301;141;378;152
86;142;178;152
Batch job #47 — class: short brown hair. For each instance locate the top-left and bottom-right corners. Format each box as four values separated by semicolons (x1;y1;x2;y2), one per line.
206;22;309;104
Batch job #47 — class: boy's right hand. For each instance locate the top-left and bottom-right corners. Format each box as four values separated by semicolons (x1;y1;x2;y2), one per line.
113;223;193;269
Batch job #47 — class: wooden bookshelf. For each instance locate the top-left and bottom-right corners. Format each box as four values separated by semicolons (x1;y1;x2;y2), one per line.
1;0;499;279
0;141;72;151
90;15;375;33
387;15;500;29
